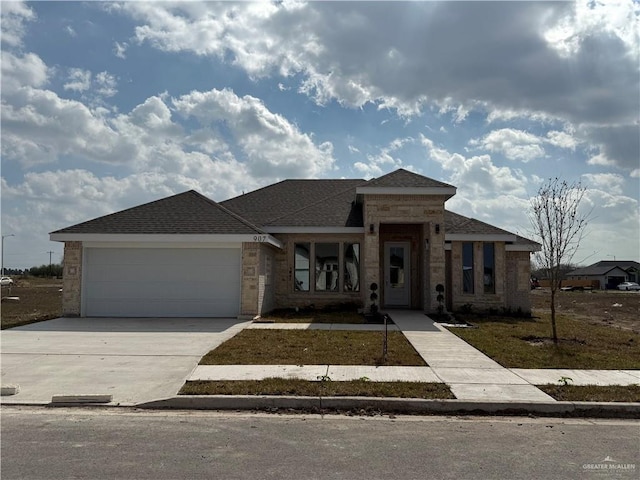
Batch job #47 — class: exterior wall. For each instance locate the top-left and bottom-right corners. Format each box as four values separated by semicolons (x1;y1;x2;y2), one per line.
450;241;520;312
62;241;82;316
505;250;532;313
258;243;275;314
271;233;364;310
362;194;447;313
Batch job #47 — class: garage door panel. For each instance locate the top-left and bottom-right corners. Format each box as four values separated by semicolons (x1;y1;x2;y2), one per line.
84;247;241;317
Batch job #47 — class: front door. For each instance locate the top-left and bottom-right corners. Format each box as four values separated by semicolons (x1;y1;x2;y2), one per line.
384;242;410;307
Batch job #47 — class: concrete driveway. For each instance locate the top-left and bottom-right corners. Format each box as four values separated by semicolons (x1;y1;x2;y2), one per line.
1;317;249;405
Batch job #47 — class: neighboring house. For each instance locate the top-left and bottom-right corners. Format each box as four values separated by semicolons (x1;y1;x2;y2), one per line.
50;169;539;318
566;261;640;290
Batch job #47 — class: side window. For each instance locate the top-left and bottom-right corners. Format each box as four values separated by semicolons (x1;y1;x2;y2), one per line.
483;243;495;294
294;243;310;291
462;242;474;294
344;243;360;292
315;243;339;291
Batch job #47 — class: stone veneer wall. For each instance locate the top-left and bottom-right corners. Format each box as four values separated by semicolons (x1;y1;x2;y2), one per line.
272;233;364;310
62;241;82;316
505;250;532;313
450;241;507;311
362;194;447;313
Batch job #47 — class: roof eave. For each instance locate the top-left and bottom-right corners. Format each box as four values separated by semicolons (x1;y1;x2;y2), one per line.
356;186;456;199
49;233;283;249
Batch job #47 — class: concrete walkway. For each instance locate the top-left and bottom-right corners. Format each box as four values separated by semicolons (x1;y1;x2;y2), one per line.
388;310;554;401
188;311;639;403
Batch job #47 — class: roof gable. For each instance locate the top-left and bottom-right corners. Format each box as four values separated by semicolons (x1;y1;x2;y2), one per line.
51;190;264;235
365;168;455;188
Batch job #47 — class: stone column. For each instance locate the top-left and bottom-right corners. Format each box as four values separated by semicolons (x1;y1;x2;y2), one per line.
62;241;82;317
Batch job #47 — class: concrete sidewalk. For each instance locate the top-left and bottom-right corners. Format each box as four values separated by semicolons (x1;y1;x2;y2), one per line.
187;311;640;403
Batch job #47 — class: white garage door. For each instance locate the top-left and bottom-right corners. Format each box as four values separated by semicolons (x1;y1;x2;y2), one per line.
83;247;241;317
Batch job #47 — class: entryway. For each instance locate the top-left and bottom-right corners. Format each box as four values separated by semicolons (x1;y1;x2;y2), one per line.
384;241;410;307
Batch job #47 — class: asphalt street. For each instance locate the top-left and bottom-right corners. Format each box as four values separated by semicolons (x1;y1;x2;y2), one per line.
2;407;638;480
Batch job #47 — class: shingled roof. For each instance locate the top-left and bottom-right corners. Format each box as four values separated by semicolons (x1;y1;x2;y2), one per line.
51;190;264;235
364;168;455;189
51;169;537;245
568;260;640;276
221;179;366;226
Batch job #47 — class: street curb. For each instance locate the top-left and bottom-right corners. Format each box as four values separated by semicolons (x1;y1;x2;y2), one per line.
137;395;640;418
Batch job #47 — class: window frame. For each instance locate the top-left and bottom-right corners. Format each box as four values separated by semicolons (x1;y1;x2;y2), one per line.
462;242;474;294
292;241;361;294
483;242;495;294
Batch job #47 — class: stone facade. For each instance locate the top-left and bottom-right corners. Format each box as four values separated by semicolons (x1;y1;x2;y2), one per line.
62;241;82;316
448;242;532;313
239;242;278;318
505;250;532;312
362;194;447;313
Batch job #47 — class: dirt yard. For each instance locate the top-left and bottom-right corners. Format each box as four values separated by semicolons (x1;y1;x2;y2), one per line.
531;288;640;334
1;277;63;329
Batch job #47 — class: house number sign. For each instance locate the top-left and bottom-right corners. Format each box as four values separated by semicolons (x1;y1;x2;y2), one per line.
253;235;268;242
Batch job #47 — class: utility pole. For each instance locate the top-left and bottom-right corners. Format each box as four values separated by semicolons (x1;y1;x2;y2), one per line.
47;251;54;278
1;234;15;276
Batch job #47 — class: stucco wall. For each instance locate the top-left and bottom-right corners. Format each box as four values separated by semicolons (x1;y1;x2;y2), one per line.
62;241;82;316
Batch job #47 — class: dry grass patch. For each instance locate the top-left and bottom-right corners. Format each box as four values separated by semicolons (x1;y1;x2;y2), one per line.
260;309;364;324
449;314;640;369
180;378;453;398
199;330;426;366
538;384;640;403
1;277;62;329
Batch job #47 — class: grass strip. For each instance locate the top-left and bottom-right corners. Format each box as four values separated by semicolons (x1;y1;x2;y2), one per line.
260;310;364;324
180;379;454;398
538;384;640;403
448;314;640;369
199;329;426;366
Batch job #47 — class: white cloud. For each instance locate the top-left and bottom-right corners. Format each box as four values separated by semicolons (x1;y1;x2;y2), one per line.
1;51;49;93
95;71;118;97
472;128;545;162
113;41;128;59
65;25;76;37
64;68;92;92
109;1;639;171
0;1;35;47
545;130;577;150
172;88;335;179
581;173;626;195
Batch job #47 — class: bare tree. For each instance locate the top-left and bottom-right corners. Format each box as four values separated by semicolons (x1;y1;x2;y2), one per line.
530;178;589;345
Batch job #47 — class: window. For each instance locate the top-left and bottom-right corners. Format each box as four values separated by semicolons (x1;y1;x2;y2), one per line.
462;242;474;294
294;243;310;291
344;243;360;292
293;241;361;293
483;243;495;294
315;243;339;291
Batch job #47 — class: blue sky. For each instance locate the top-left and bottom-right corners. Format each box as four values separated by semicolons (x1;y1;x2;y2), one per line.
1;0;639;269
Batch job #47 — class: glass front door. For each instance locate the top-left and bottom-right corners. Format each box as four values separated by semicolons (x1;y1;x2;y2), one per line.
384;242;410;307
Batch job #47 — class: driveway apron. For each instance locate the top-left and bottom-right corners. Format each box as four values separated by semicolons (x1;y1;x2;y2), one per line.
1;317;249;405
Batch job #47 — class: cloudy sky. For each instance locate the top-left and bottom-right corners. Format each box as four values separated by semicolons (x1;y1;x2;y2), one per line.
1;0;638;270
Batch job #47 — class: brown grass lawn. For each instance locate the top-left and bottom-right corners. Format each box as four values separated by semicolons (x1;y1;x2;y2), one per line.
539;385;640;403
449;313;640;369
260;309;364;324
180;378;453;398
199;329;427;366
1;277;62;329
